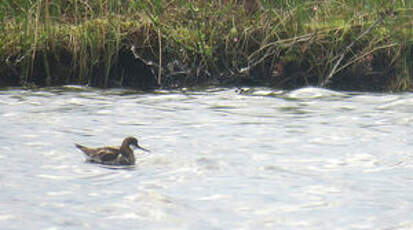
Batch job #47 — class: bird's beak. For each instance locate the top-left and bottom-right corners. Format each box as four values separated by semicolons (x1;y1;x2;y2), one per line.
135;144;150;152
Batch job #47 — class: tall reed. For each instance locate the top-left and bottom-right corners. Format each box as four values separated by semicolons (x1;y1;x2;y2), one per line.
0;0;411;90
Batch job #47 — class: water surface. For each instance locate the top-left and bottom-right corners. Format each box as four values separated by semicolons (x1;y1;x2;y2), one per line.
0;86;412;229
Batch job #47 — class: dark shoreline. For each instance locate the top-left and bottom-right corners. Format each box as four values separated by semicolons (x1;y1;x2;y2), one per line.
1;48;410;92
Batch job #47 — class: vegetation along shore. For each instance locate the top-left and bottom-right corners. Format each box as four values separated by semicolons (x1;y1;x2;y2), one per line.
0;0;412;91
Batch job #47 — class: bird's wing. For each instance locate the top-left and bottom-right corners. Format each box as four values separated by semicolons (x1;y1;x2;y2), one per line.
75;144;96;157
93;147;120;161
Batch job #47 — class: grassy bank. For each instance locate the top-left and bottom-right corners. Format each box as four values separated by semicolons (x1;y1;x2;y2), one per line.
0;0;412;91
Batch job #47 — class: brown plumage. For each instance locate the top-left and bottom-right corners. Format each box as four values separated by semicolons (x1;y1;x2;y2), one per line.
75;137;150;165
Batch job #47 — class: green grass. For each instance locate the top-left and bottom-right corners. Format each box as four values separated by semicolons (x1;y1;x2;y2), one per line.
0;0;412;91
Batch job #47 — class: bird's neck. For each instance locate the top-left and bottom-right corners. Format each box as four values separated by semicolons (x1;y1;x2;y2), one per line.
120;145;135;163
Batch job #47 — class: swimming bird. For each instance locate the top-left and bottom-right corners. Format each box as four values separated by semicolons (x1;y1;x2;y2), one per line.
75;136;150;165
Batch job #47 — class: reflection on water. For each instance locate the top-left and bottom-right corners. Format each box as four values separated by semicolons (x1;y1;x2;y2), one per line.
0;86;413;229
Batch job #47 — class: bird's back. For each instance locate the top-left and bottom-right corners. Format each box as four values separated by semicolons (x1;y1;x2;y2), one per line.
75;144;120;161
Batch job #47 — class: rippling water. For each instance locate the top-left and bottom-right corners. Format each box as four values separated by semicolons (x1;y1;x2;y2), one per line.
0;86;412;229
